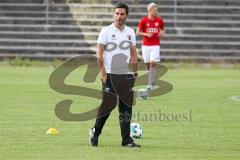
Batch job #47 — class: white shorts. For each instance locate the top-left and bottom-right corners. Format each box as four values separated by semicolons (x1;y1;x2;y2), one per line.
141;45;161;63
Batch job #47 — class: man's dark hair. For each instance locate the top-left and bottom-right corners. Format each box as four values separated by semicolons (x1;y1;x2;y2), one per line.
114;3;129;15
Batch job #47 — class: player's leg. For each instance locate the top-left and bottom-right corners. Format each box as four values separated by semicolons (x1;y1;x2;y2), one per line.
118;98;133;145
142;45;151;88
147;46;160;90
147;61;157;90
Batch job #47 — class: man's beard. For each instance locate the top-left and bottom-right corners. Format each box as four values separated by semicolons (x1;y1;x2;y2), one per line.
115;20;125;25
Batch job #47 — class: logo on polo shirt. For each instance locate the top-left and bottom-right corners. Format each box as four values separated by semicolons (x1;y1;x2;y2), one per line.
127;35;131;40
155;22;159;27
111;34;116;40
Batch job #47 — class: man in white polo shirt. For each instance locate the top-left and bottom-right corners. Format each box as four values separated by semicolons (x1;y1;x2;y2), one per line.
89;3;140;148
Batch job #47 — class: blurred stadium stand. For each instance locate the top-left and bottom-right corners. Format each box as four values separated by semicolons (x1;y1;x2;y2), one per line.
0;0;239;61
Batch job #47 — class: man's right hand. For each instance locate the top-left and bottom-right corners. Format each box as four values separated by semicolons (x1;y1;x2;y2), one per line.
145;33;153;38
101;74;107;83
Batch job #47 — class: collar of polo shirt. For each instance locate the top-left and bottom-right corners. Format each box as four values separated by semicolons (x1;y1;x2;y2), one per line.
111;23;126;32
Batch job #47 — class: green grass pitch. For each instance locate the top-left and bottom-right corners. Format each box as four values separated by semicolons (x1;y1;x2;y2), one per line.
0;64;240;160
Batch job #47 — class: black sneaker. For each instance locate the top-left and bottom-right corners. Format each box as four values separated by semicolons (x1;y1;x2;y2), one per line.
123;142;141;148
89;128;98;147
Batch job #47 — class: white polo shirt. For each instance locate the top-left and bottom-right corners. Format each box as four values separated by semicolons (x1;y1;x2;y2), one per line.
97;23;136;74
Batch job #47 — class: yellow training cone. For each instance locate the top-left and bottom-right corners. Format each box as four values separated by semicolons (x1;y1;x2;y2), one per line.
46;128;59;135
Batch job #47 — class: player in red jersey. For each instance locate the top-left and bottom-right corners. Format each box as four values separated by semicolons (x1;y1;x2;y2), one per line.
136;2;165;90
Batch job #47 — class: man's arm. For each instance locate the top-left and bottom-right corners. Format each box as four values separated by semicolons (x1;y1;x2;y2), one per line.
159;19;166;37
136;28;153;38
96;43;107;82
130;45;138;77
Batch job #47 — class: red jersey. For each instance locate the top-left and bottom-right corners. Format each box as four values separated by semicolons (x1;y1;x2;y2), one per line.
137;16;165;46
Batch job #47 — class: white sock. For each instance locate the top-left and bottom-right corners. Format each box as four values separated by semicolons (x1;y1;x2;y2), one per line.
148;68;156;89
